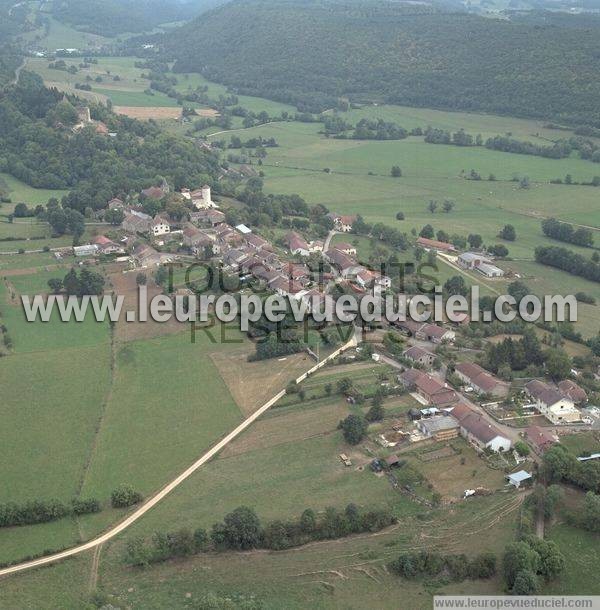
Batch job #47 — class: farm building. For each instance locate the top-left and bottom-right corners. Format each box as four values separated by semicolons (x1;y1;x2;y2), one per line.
122;211;152;234
417;415;460;441
73;244;98;257
459;413;512;453
507;470;532;489
403;345;436;367
457;252;491;269
454;362;509;397
449;403;512;453
416;236;456;252
417;323;455;344
476;262;504;278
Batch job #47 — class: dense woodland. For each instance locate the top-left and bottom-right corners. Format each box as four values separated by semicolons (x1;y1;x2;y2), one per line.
159;0;600;125
51;0;225;37
0;72;220;211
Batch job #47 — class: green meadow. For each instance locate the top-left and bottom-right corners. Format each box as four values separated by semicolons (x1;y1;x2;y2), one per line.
208;117;599;336
78;332;244;503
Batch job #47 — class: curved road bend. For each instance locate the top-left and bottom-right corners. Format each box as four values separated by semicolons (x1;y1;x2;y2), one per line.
0;339;356;579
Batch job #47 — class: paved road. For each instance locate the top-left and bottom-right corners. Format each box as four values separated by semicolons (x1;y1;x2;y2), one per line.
0;339;356;579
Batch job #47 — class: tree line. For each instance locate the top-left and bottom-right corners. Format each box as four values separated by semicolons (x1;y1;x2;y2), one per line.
535;245;600;283
541;218;594;248
124;503;395;566
0;497;100;528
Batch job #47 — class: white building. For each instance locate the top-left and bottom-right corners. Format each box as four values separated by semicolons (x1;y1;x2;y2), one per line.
191;185;217;210
151;216;171;236
507;470;532;488
525;379;580;424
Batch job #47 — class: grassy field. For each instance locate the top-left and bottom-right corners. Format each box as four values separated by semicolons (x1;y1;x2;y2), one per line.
22;15;110;50
78;332;245;503
25;56;296;116
337;104;587;144
209;118;600;336
559;432;600;457
0;173;68;211
547;523;600;595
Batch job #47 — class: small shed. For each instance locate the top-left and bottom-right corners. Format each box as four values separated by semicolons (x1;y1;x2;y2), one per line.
385;455;401;468
235;223;252;234
507;470;532;489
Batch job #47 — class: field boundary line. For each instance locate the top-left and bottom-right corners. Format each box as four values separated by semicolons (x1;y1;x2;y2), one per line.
0;338;356;579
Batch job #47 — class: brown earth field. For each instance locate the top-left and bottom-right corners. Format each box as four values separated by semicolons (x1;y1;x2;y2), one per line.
112;106;218;120
107;267;187;342
210;346;313;415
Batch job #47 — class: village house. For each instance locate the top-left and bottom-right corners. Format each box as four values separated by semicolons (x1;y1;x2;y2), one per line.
299;288;335;314
215;224;243;247
190;209;225;226
399;369;459;407
182;225;218;253
417;415;460;441
223;248;248;269
334;242;357;256
284;231;311;257
325;248;357;276
151;215;171;237
525;425;557;454
269;275;305;299
327;212;357;232
416;236;457;253
283;262;310;283
454;362;509;397
557;379;588;404
141;185;167;200
403;345;436;368
245;233;273;252
122;211;152;234
449;403;512;453
525;379;580;424
107;197;125;210
252;267;281;285
417;323;455;344
309;240;324;253
92;235;125;255
132;244;164;268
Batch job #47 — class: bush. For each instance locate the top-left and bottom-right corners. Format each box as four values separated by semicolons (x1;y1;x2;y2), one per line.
71;498;101;515
111;485;143;509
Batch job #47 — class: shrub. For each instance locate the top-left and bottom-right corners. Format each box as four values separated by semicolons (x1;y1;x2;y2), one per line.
111;485;143;509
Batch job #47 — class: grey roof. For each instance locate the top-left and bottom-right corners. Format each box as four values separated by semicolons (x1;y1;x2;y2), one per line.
419;415;459;434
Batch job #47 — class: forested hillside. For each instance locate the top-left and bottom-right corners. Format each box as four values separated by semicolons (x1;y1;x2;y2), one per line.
0;0;25;86
0;71;220;210
51;0;226;37
161;0;600;124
